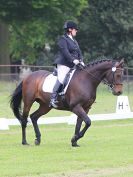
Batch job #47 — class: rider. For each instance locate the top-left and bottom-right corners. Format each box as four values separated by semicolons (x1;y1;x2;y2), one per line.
49;20;85;108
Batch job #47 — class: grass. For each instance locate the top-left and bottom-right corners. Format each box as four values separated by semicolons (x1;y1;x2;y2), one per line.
0;81;133;177
0;81;133;118
0;119;133;177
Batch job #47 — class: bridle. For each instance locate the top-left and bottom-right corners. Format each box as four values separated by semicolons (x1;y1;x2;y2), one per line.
102;67;124;90
77;64;123;90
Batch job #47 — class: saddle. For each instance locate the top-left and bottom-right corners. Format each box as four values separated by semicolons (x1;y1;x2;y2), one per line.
42;68;75;94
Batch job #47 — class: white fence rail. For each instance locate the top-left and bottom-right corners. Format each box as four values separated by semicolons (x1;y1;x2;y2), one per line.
0;112;133;130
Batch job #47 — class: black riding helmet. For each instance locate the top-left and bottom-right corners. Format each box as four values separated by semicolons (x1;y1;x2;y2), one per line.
63;21;78;30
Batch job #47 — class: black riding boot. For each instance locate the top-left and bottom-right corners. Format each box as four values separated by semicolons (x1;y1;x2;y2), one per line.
49;80;62;108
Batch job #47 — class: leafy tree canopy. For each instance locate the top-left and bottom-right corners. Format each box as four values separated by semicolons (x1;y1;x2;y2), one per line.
0;0;133;66
0;0;86;22
0;0;87;64
78;0;133;65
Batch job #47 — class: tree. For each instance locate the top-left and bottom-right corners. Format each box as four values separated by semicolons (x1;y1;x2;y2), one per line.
0;21;10;77
78;0;133;66
0;0;87;64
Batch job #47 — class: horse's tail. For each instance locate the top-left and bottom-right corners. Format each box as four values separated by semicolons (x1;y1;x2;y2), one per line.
10;82;23;123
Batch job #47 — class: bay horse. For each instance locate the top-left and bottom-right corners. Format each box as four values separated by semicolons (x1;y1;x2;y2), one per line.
10;59;124;147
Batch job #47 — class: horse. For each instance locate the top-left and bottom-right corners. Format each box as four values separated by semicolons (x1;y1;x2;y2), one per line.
10;59;124;147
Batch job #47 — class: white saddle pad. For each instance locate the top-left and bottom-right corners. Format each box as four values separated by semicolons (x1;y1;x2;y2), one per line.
42;70;75;93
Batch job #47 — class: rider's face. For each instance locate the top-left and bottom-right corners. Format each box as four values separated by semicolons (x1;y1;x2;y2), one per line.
69;28;78;37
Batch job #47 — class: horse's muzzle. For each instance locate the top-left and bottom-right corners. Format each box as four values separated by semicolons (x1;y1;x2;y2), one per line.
112;90;122;96
112;84;123;96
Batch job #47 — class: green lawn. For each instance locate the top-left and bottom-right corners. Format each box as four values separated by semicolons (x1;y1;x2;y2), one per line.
0;78;133;177
0;119;133;177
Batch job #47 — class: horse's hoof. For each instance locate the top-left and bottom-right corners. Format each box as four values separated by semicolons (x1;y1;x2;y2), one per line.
22;142;29;145
71;142;80;147
71;135;79;147
35;139;40;145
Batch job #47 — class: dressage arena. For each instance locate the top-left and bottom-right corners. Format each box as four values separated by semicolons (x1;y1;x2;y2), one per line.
0;100;133;176
0;68;133;177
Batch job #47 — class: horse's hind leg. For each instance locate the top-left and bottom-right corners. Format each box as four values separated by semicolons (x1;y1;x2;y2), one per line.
30;102;51;145
21;104;31;145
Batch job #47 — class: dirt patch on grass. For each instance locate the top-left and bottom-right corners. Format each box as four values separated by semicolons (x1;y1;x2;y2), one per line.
22;164;133;177
48;165;133;177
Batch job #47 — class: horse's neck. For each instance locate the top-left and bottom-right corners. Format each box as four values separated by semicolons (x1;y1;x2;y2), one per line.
86;62;112;81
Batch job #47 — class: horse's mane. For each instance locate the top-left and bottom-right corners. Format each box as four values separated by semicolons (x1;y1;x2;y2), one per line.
86;57;116;68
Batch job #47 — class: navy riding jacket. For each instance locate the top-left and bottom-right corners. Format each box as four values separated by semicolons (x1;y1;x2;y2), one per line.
54;34;83;68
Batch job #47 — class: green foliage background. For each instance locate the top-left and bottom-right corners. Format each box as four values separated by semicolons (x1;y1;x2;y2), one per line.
0;0;133;66
78;0;133;65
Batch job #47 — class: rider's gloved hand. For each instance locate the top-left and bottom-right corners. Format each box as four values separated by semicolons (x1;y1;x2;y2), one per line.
80;61;85;67
73;59;80;65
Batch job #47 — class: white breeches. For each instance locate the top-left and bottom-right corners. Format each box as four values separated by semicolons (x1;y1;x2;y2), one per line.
57;64;71;84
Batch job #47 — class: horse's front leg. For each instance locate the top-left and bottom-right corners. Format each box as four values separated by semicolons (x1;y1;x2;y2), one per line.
71;105;91;147
71;117;83;147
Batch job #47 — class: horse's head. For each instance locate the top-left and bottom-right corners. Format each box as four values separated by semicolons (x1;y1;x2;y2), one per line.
104;59;124;96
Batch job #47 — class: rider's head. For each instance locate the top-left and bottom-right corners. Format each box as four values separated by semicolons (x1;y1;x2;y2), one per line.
63;21;78;37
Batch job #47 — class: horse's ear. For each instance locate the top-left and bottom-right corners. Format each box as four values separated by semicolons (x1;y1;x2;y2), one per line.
119;58;124;67
115;58;124;67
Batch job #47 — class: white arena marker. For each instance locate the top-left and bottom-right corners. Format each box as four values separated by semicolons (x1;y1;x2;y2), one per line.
0;118;9;130
116;96;131;113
